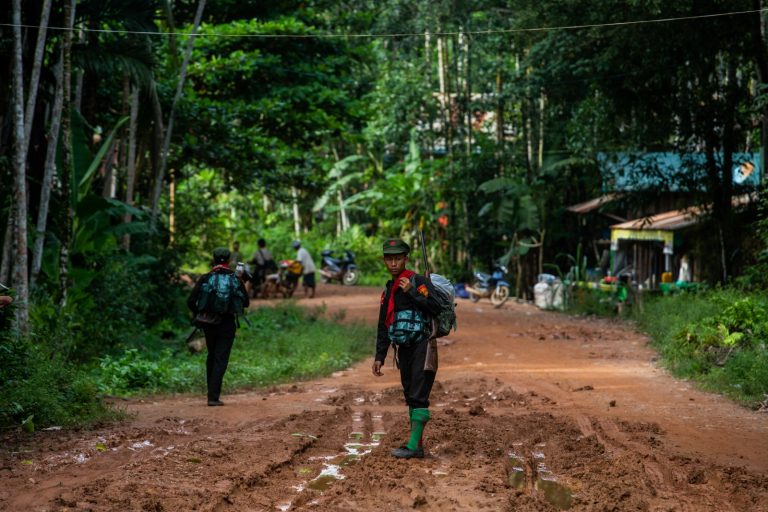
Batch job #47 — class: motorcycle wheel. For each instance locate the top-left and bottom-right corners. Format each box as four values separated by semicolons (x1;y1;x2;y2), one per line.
342;269;360;286
491;285;510;308
469;282;482;302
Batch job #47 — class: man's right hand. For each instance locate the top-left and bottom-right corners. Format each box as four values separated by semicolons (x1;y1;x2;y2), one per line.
372;360;383;377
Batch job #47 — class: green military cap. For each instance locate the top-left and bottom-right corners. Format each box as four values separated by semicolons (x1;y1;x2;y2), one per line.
382;238;410;255
212;247;231;263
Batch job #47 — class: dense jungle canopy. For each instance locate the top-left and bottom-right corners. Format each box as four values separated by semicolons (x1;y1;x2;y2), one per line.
2;1;768;363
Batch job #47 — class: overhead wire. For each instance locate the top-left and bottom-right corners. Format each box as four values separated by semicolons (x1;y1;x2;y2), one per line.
0;7;766;39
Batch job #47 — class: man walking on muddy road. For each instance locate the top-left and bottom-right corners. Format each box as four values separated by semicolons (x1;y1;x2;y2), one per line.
372;238;442;459
187;247;249;406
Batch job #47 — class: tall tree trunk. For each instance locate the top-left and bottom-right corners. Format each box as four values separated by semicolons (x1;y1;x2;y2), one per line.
424;30;435;157
24;0;52;148
462;27;472;157
100;141;118;198
169;169;176;244
122;85;140;249
72;25;86;113
291;187;301;237
0;221;11;286
151;0;206;224
452;34;463;155
759;0;768;180
538;90;546;171
524;88;534;184
30;57;64;288
495;56;504;176
437;35;450;155
59;0;76;306
11;0;29;332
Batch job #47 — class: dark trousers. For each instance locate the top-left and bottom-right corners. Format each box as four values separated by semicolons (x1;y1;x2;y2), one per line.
203;317;236;401
397;338;436;409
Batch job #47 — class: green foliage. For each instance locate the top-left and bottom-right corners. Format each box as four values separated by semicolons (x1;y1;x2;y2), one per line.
0;338;121;430
92;303;373;396
568;288;618;317
634;289;768;407
31;251;188;361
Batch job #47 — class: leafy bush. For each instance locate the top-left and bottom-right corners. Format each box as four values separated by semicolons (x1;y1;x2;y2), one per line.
30;251;188;361
634;288;768;407
568;288;619;317
92;303;373;396
0;337;121;430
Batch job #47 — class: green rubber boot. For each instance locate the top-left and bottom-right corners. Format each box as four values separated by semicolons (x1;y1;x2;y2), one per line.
407;408;430;451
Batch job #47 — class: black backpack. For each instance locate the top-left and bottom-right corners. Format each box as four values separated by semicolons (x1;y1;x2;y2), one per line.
256;249;278;273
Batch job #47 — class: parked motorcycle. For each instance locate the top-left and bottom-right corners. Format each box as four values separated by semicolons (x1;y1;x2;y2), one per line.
262;260;302;298
319;249;360;285
465;265;511;308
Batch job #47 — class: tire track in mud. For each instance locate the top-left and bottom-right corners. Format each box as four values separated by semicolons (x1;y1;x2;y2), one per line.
570;413;766;512
298;379;768;512
221;406;389;511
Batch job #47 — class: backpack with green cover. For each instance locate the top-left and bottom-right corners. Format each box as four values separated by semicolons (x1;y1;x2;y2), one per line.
196;272;246;316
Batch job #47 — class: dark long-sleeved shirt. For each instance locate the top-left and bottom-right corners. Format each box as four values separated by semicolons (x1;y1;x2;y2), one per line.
375;273;442;362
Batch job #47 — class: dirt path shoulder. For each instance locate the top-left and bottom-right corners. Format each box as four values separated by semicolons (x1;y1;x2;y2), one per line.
3;284;767;511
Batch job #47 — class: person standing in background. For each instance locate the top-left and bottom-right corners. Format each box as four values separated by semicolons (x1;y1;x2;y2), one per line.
292;240;316;298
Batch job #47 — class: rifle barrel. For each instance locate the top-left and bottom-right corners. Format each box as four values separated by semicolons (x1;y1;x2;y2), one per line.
419;230;430;279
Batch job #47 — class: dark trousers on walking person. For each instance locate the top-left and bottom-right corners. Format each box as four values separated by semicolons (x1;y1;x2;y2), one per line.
203;317;235;404
397;339;435;452
398;340;435;409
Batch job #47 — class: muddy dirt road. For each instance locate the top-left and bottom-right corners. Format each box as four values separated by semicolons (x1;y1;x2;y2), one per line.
3;285;768;511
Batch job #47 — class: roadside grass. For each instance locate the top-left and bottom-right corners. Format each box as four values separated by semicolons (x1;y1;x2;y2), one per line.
632;288;768;408
1;338;126;431
92;303;373;397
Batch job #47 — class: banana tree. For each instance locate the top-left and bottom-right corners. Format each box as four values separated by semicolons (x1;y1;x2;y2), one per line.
312;155;366;234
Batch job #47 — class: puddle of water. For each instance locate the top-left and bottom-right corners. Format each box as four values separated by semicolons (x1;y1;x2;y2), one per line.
536;477;573;510
508;453;526;490
129;440;153;451
278;414;388;507
307;464;345;491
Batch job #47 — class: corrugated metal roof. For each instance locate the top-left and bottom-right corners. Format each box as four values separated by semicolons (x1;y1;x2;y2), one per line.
611;208;701;231
566;193;621;214
611;193;755;231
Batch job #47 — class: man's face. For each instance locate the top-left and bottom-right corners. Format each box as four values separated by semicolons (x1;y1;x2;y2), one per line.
383;253;408;277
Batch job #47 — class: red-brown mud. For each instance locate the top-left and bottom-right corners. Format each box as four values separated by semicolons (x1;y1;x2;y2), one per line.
3;284;767;511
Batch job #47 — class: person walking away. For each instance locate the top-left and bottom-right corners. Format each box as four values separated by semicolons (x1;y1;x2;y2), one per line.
371;239;442;458
187;247;249;406
293;240;316;298
251;238;276;297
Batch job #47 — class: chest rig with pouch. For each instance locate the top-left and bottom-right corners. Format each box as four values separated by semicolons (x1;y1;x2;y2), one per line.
388;308;430;345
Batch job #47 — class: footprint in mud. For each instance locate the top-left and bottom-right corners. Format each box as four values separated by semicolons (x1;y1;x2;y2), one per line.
276;410;386;510
507;441;574;510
